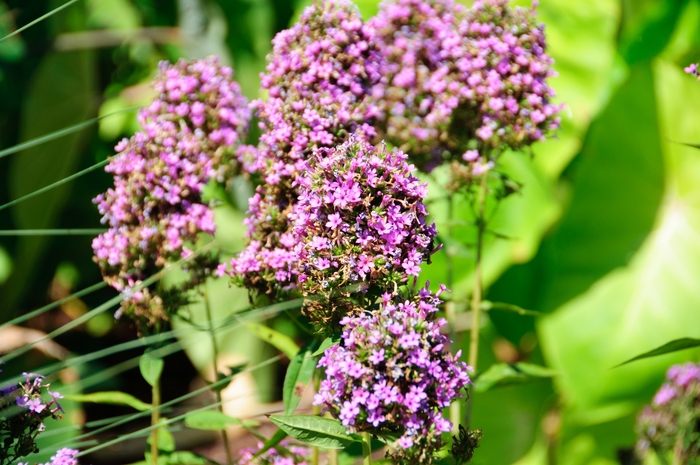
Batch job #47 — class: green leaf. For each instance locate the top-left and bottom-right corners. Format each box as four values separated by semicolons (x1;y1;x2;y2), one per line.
254;428;287;458
269;415;360;449
145;423;175;459
473;363;557;393
614;338;700;367
311;336;339;357
140;350;164;387
183;410;258;430
246;322;299;359
619;0;689;64
537;62;666;312
283;339;321;415
64;391;151;412
538;61;700;421
1;48;96;316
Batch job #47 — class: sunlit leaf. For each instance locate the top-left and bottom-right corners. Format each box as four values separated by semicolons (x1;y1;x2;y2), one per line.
474;363;558;393
140;349;164;387
183;410;258;430
269;415;360;449
538;61;700;421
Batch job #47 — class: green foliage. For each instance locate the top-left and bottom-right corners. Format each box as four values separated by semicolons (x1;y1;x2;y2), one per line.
473;363;558;393
269;415;360;449
65;391;152;412
283;339;320;415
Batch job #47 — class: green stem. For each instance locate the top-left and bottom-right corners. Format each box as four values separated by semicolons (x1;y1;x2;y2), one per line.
312;373;321;465
329;448;339;465
468;174;488;372
150;377;160;465
203;285;233;465
362;432;372;465
465;174;488;427
445;196;461;433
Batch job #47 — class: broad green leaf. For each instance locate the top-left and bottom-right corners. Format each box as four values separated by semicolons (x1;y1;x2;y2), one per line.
1;47;96;317
184;409;258;430
614;338;700;367
311;336;339;357
269;415;360;449
538;62;665;312
538;61;700;420
473;363;557;393
246;322;299;359
619;0;689;64
140;350;164;387
283;339;321;415
64;391;151;412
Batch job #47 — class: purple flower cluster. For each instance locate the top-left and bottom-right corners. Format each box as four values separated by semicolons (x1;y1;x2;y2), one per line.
251;0;382;180
223;0;385;297
314;286;470;464
635;362;700;461
685;63;699;79
237;440;311;465
292;139;436;312
370;0;562;176
1;374;64;464
92;56;250;326
369;0;468;168
18;448;79;465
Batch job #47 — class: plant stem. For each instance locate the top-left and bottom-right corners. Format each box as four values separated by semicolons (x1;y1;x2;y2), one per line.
469;174;488;372
203;285;233;465
362;432;372;465
329;448;339;465
445;195;461;433
150;377;160;465
312;372;321;465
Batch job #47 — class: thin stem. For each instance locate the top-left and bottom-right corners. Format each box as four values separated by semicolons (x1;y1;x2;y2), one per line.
468;174;488;372
0;0;80;43
0;159;110;212
0;228;106;236
465;175;488;428
445;195;461;434
203;285;233;465
150;377;161;465
312;372;321;465
329;448;339;465
362;432;372;465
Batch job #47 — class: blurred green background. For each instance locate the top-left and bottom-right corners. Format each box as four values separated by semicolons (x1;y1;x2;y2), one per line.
3;0;700;464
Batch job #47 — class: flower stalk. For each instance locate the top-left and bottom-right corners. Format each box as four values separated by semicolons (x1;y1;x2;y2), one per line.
203;285;233;465
362;432;373;465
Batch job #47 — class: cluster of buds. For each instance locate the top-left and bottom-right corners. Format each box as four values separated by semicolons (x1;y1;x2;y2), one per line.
314;285;471;464
223;0;385;298
370;0;562;183
0;373;64;465
291;139;436;324
237;441;311;465
635;362;700;462
93;56;251;326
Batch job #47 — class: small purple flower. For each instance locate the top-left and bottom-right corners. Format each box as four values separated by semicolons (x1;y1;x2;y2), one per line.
290;139;437;322
314;285;470;464
92;57;250;326
636;362;700;460
237;440;311;465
